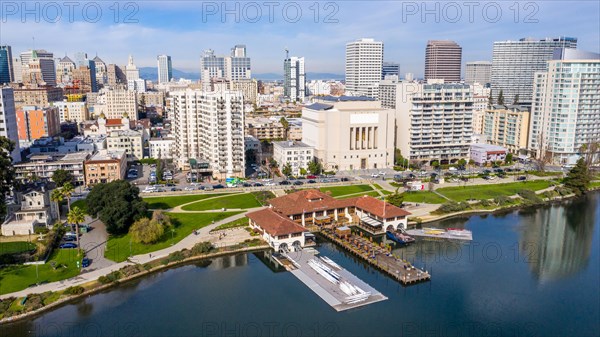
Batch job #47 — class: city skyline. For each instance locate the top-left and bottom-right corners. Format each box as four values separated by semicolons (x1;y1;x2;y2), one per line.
1;1;598;76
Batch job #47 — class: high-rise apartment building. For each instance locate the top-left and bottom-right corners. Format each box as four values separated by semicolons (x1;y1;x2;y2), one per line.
491;37;577;105
529;49;600;165
231;79;258;105
171;90;245;177
12;87;64;109
393;81;473;164
12;58;22;83
72;60;98;92
93;56;107;88
424;40;462;83
465;61;492;85
56;56;76;84
94;88;138;120
345;38;383;98
157;55;173;84
52;101;89;123
0;46;14;84
284;54;305;102
0;87;21;162
107;64;127;87
200;46;251;87
16;106;60;146
382;62;400;79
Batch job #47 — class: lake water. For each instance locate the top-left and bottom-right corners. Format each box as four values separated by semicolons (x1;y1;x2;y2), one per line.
2;193;599;337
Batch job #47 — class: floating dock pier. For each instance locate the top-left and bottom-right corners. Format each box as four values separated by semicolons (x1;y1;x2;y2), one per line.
318;230;431;285
281;248;387;312
405;228;473;241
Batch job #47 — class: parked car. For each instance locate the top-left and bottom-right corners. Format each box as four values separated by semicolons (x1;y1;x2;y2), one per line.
242;183;252;187
59;243;78;249
370;173;379;178
62;236;76;242
253;182;263;187
82;257;90;268
184;186;195;191
306;175;317;179
279;180;291;185
293;181;304;186
170;187;181;191
517;176;527;181
341;177;350;182
307;180;317;184
213;184;225;189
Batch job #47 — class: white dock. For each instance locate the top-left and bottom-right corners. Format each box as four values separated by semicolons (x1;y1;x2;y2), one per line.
405;228;473;241
284;248;387;312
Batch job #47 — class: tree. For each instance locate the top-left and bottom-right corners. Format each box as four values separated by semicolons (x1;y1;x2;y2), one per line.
282;163;292;177
564;158;590;196
580;142;600;167
457;158;467;168
269;158;279;168
497;90;504;105
386;191;404;208
0;137;16;218
51;169;73;187
505;153;513;164
151;210;172;229
86;180;148;235
50;189;64;222
513;94;519;105
299;167;307;176
488;89;494;107
308;160;323;175
61;182;75;212
395;149;409;169
67;206;85;250
431;160;440;170
129;217;165;244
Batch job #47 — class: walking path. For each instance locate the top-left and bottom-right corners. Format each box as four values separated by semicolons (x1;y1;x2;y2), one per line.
0;210;258;300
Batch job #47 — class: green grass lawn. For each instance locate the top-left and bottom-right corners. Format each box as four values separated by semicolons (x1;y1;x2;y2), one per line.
401;191;448;204
181;194;261;211
70;199;88;214
590;181;600;189
436;180;553;202
104;211;242;262
320;185;373;197
144;193;230;209
0;241;37;256
211;217;248;232
0;249;82;295
336;191;382;199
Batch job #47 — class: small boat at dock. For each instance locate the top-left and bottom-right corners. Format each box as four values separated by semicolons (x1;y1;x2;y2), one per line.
386;230;416;245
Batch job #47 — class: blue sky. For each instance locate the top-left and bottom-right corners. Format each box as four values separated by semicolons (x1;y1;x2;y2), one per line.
1;1;599;76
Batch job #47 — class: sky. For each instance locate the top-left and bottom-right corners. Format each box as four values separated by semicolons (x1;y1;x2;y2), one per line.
1;1;599;77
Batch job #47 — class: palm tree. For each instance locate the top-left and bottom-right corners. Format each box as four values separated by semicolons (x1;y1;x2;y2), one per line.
67;206;85;251
62;182;75;212
50;189;64;223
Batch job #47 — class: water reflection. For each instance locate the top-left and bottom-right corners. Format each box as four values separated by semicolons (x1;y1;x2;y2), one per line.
208;253;248;270
519;195;597;283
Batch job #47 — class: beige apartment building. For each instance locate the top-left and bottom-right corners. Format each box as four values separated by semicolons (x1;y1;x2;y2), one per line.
84;149;127;186
13;87;63;109
482;105;531;153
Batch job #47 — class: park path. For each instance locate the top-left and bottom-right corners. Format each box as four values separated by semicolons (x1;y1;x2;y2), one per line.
156;192;246;213
0;209;260;300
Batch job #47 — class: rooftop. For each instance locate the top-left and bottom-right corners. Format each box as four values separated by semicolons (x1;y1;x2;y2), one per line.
89;150;126;161
246;208;307;236
471;143;508;152
273;141;313;149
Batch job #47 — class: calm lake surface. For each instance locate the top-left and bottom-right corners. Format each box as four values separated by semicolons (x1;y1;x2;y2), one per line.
2;193;599;337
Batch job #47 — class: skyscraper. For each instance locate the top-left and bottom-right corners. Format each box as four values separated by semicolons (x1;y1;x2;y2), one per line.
382;62;400;79
284;52;305;102
0;46;14;84
157;55;173;84
125;55;140;81
0;87;22;162
20;50;56;87
424;40;462;83
491;37;577;105
345;38;383;98
171;89;245;177
200;45;251;87
529;49;600;165
465;61;492;85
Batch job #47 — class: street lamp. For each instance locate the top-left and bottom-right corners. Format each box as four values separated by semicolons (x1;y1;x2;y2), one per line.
171;229;175;245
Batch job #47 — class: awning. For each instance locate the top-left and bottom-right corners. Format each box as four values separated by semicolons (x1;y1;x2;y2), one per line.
315;216;330;221
360;217;382;227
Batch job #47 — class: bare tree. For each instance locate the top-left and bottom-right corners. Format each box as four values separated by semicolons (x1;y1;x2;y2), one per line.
580;142;600;167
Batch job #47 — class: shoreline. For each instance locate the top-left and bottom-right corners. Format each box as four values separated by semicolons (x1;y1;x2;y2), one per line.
0;245;270;325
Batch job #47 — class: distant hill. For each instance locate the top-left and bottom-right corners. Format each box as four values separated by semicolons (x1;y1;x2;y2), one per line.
139;67;200;81
139;67;343;82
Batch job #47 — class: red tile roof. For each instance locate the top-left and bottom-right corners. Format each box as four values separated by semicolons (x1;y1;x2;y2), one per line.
267;189;354;216
246;208;307;236
352;195;411;219
105;119;123;126
267;189;411;219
